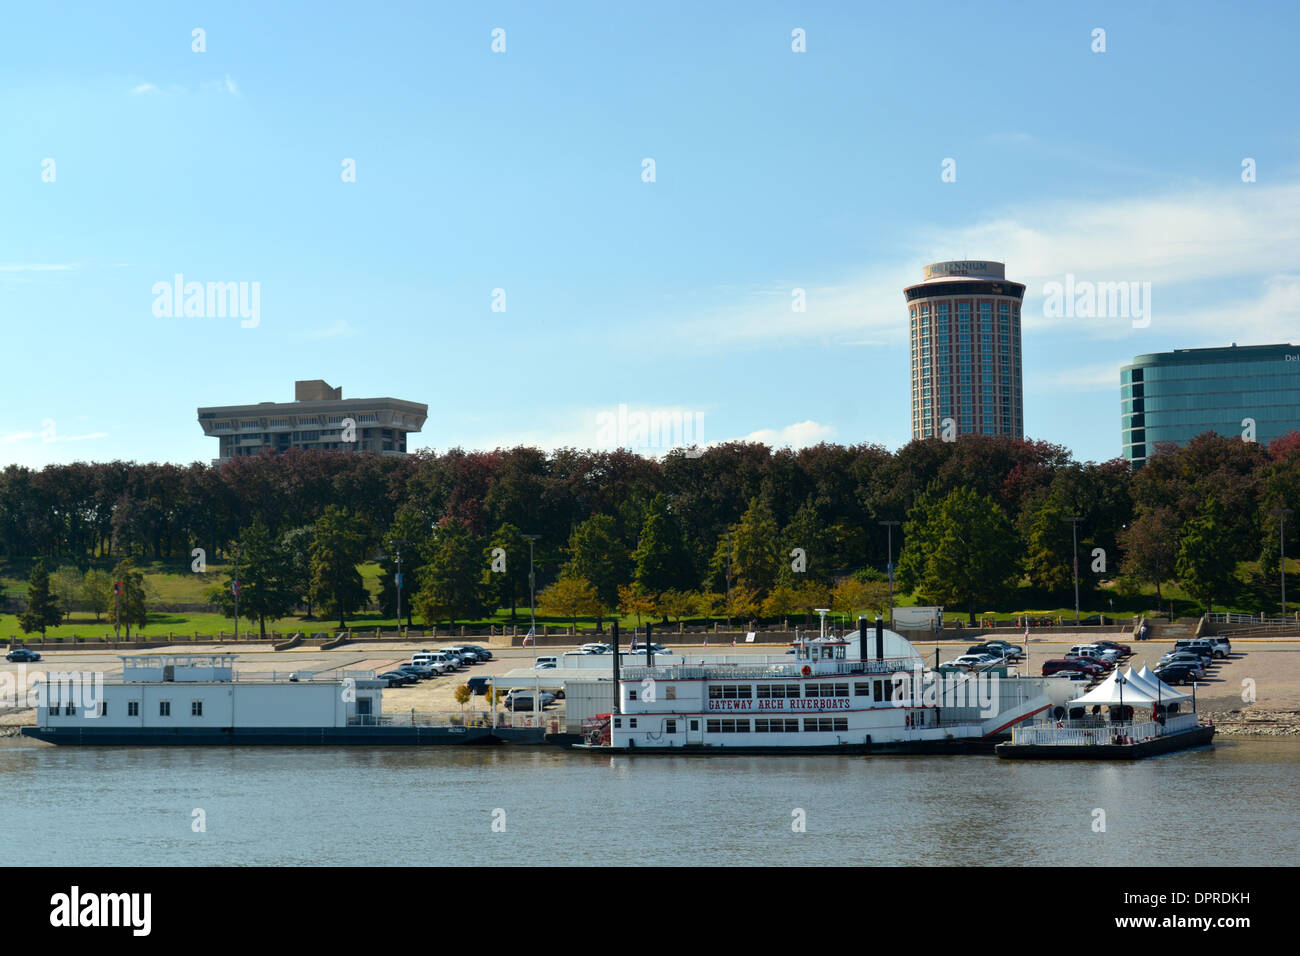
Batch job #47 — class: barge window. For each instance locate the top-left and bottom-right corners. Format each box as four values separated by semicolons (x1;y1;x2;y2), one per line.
63;702;76;716
192;701;203;717
128;701;139;717
159;701;171;717
665;720;677;733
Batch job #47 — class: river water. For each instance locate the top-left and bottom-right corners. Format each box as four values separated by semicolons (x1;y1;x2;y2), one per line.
2;737;1295;866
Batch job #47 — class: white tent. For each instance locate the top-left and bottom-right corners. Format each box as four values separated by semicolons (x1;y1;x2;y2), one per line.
1135;664;1192;704
1067;669;1162;708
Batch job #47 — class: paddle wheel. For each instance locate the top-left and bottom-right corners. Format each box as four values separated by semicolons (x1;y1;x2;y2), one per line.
582;713;612;747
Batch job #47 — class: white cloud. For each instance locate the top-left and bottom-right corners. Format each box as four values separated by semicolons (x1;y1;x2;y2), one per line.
308;319;355;339
730;419;836;449
131;83;160;95
224;75;239;96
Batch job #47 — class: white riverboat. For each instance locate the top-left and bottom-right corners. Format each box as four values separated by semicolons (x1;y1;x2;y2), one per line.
590;621;1052;754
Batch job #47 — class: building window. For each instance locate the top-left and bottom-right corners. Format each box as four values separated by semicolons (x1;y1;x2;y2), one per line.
128;701;139;717
159;700;171;717
192;701;203;717
665;719;677;733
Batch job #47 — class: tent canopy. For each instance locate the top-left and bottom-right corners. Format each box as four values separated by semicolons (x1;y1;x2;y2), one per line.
1067;669;1162;708
1135;664;1192;703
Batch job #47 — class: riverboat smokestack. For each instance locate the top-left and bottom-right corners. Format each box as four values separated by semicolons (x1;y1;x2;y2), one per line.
611;621;620;715
875;616;884;660
857;617;868;661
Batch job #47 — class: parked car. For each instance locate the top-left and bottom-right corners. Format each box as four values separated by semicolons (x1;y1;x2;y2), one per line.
1207;636;1232;658
533;656;559;669
1069;643;1120;664
5;647;41;662
461;645;494;661
1153;663;1200;685
1186;638;1224;660
466;676;492;696
626;642;668;654
1173;640;1215;664
410;654;452;674
1093;640;1132;657
1051;669;1094;682
1158;653;1207;678
444;646;482;664
504;690;556;711
1043;658;1104;677
1064;652;1113;671
581;643;612;654
378;670;415;687
400;663;439;679
985;642;1024;661
951;654;1000;669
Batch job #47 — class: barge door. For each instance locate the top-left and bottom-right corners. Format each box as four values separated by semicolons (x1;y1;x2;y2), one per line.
687;718;702;746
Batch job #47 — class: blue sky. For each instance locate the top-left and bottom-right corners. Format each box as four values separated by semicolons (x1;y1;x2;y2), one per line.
3;1;1299;468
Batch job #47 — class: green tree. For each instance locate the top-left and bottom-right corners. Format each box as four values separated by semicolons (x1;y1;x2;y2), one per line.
209;520;298;639
108;559;148;637
730;497;780;597
1176;496;1240;613
655;588;695;625
377;507;431;627
51;565;85;623
618;583;656;627
563;514;631;618
536;573;601;631
776;500;833;589
309;506;372;629
281;525;317;619
1117;506;1180;607
831;577;890;620
412;519;491;628
82;569;113;622
896;485;1020;625
488;522;530;622
632;495;693;597
19;559;61;636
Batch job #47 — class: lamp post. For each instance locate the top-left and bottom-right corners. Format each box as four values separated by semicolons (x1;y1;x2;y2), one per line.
1269;507;1292;618
1116;673;1127;729
879;520;900;626
522;534;540;638
1063;516;1083;626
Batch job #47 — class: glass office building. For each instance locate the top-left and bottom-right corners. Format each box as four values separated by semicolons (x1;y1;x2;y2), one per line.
1121;343;1300;465
905;261;1025;440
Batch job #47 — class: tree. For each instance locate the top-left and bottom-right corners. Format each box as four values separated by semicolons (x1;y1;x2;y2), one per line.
109;559;148;637
896;485;1020;625
309;506;372;629
1117;507;1180;606
655;588;694;625
281;525;316;618
488;522;530;622
692;590;725;622
761;583;801;622
536;574;601;631
377;507;431;627
209;520;298;639
563;514;631;619
51;565;85;623
618;583;656;627
81;569;113;622
831;577;890;620
454;684;472;715
731;497;780;596
632;495;693;596
412;519;492;628
776;500;833;589
1176;496;1240;613
19;559;61;636
725;585;760;624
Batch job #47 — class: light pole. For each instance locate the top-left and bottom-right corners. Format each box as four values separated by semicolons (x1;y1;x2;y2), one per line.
1063;516;1083;626
879;520;900;626
1269;507;1292;618
522;534;540;638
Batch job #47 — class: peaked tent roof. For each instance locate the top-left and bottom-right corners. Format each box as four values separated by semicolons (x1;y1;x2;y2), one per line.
1136;664;1192;703
1067;669;1162;707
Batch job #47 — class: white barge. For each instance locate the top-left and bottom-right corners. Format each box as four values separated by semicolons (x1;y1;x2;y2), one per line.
20;654;543;746
583;620;1052;754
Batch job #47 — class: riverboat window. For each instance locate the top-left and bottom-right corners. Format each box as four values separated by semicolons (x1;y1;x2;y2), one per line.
63;702;76;716
628;689;637;701
708;683;752;699
854;682;871;698
665;686;676;700
757;683;799;699
803;717;849;732
755;718;800;732
614;718;622;728
873;680;894;702
629;719;637;728
707;719;750;733
159;701;171;717
665;720;677;733
192;701;203;717
805;682;849;697
128;701;139;717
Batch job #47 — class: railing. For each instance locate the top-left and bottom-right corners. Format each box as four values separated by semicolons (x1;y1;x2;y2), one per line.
347;713;475;728
621;657;917;681
1011;713;1202;746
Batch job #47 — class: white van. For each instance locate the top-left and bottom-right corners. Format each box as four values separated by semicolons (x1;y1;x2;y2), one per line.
534;656;559;669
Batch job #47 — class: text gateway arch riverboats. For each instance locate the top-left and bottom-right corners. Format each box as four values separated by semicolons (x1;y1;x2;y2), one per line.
589;620;1053;754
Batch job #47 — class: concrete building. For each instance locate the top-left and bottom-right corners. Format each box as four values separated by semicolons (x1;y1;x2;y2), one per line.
905;261;1025;440
198;379;428;463
1121;343;1300;465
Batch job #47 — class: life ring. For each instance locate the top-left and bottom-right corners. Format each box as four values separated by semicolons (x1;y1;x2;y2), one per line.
801;665;811;676
1055;721;1063;729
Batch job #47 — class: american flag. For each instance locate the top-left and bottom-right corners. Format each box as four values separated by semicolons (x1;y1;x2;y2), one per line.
522;626;534;646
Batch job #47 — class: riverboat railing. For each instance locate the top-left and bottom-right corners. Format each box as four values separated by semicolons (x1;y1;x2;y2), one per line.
1010;712;1202;746
621;657;918;681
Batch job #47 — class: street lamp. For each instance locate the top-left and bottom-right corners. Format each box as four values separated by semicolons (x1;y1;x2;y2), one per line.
1269;507;1292;619
1063;516;1083;626
377;541;406;633
522;534;541;638
879;520;900;626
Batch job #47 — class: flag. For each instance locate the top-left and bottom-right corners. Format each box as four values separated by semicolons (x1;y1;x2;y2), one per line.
522;626;534;646
1024;621;1030;640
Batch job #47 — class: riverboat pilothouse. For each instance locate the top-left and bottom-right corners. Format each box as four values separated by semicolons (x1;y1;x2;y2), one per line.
598;619;1053;754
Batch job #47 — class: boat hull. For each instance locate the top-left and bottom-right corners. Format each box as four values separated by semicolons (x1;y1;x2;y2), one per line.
20;726;545;746
994;725;1215;760
572;734;1009;755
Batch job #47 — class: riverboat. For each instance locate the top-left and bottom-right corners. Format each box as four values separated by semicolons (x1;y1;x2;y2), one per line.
579;619;1053;754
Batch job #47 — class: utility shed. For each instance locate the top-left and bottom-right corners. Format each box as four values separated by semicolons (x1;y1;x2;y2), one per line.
562;680;616;733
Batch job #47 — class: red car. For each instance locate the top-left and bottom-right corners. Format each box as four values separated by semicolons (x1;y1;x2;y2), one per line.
1042;658;1105;677
1064;652;1114;671
1094;640;1132;656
